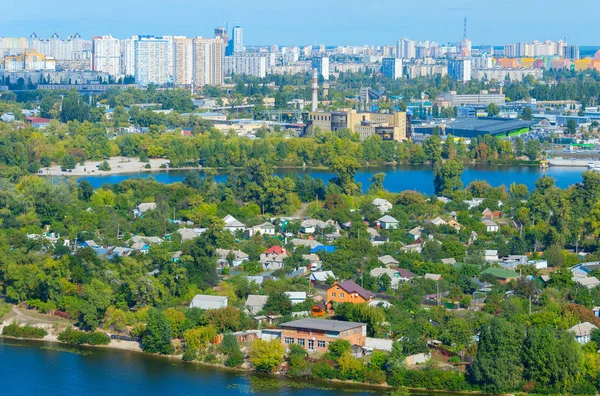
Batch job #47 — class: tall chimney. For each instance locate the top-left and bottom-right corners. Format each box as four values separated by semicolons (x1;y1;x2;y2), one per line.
311;68;318;112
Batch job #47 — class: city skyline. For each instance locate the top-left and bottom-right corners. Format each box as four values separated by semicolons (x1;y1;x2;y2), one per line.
1;0;598;46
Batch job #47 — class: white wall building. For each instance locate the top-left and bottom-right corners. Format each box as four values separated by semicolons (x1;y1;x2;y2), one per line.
92;35;121;77
134;35;173;85
224;53;266;78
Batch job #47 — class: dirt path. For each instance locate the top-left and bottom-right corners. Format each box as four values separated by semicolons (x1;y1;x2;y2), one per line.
293;202;309;218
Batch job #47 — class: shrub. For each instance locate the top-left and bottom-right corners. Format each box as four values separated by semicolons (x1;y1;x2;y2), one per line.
98;161;111;171
311;361;339;380
27;299;56;313
224;350;244;367
249;339;284;373
145;164;151;169
57;327;110;345
448;356;461;363
2;322;47;339
363;368;387;384
203;353;217;363
182;348;197;362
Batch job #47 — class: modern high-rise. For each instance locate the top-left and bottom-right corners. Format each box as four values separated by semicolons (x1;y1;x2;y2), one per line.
448;58;471;82
311;56;330;80
173;36;194;85
381;58;403;80
214;27;229;55
228;26;244;55
192;37;224;86
92;35;121;76
224;53;266;78
134;35;173;85
30;33;89;61
0;37;28;56
397;38;416;59
120;38;136;77
564;45;580;60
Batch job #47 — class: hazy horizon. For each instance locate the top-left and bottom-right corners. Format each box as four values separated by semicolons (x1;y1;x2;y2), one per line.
2;0;597;46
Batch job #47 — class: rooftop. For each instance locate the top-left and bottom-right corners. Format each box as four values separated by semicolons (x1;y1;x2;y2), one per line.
279;318;366;333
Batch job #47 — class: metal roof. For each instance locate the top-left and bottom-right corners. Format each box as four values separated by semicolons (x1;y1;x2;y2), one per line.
279;318;366;333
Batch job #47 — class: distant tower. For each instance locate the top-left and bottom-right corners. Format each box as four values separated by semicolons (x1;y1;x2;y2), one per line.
311;69;319;112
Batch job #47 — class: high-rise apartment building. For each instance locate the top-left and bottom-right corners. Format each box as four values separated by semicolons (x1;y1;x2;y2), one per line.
311;56;330;80
30;33;89;61
193;37;224;86
92;35;121;76
173;36;194;85
397;38;416;59
381;58;403;80
224;53;266;78
228;26;244;55
0;37;28;56
564;45;580;60
134;35;173;85
214;27;229;55
448;58;471;82
120;38;136;77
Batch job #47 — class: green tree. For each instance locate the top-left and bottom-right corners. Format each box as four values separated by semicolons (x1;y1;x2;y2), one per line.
262;292;292;315
433;159;464;197
487;103;499;116
142;308;174;354
328;339;352;361
60;154;77;170
249;339;284;372
521;106;533;120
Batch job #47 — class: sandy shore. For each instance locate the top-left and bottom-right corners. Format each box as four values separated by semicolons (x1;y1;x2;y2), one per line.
38;157;201;177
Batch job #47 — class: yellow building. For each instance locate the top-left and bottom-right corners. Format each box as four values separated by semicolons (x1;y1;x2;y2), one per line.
574;58;592;71
306;109;408;141
520;57;535;68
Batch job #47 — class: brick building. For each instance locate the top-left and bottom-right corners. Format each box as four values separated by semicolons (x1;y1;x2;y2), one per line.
327;280;375;308
279;318;367;352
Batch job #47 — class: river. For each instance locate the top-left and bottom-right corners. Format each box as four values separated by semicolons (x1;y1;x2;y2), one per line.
0;338;445;396
75;165;587;194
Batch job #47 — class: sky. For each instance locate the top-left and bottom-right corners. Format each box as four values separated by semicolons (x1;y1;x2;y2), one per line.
1;0;597;46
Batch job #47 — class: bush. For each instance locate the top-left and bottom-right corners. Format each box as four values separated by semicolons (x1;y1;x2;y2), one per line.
27;299;56;313
145;164;151;169
98;161;111;171
182;348;197;362
57;327;110;345
203;353;217;363
448;356;461;363
224;350;244;367
363;368;387;384
2;322;47;339
311;361;339;380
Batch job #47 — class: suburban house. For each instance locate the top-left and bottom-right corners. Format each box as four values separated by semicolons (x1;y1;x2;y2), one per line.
485;250;499;262
429;217;447;226
378;255;399;267
300;219;334;234
26;116;52;129
568;322;598;344
133;202;157;218
482;208;494;220
290;238;323;250
327;280;375;307
259;246;290;270
223;215;246;233
424;273;443;282
483;219;499;232
215;248;249;268
447;219;462;231
372;198;393;213
189;294;228;310
575;276;600;289
441;258;457;265
463;198;484;209
396;268;417;281
370;267;405;289
249;222;276;237
284;291;307;305
176;228;206;241
480;267;519;284
408;227;423;240
245;295;269;315
279;318;367;351
310;270;336;283
377;215;400;230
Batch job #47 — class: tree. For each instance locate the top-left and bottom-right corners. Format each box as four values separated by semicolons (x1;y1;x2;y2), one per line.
78;180;94;201
60;154;77;170
183;171;202;189
262;292;292;315
142;308;174;354
98;161;111;171
328;339;352;361
567;119;578;134
487;103;499;116
368;173;386;193
249;339;284;372
433;159;464;197
522;106;534;120
468;317;525;393
330;156;360;195
60;91;90;123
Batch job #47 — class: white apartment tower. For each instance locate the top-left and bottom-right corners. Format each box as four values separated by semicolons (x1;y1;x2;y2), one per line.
134;35;173;85
192;37;224;86
173;36;194;86
92;35;121;76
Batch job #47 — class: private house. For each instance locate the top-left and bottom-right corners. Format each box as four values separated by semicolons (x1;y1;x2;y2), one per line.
310;270;336;283
189;294;228;310
249;222;276;237
327;280;375;307
429;217;447;226
223;215;246;233
377;215;399;230
483;219;499;232
279;318;367;351
408;227;423;240
260;246;289;271
463;198;484;209
245;295;269;315
176;228;206;241
26;116;51;129
482;208;494;220
372;198;393;213
215;248;249;268
396;268;417;281
129;235;163;245
300;219;334;234
447;219;462;231
401;242;423;253
424;273;443;282
171;251;182;263
480;267;519;284
378;255;399;267
568;322;598;344
441;258;456;265
575;276;600;289
370;267;405;289
284;291;307;305
485;250;499;262
311;303;327;317
133;202;157;218
290;238;323;250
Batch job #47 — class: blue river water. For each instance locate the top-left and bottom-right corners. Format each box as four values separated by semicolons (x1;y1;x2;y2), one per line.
0;339;444;396
75;165;587;194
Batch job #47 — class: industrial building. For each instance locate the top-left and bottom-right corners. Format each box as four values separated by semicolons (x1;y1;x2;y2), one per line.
414;118;536;138
304;109;408;141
